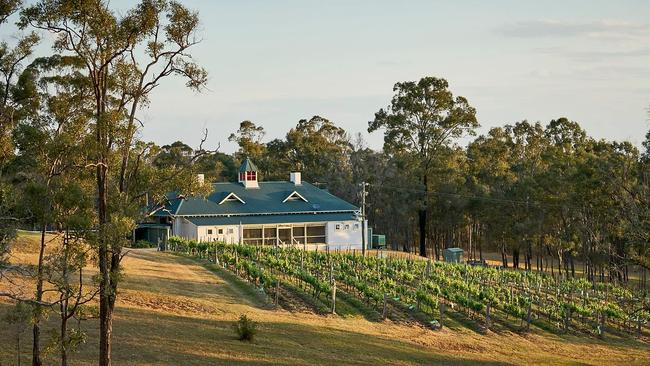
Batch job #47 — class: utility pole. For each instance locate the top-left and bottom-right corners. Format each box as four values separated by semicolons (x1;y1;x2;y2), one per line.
360;181;369;256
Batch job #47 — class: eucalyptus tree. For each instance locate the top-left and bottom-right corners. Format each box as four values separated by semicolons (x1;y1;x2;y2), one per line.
466;126;517;266
44;179;96;366
265;115;353;197
369;76;478;257
229;120;267;163
0;0;38;275
539;118;588;277
8;52;94;366
0;0;38;167
20;1;208;364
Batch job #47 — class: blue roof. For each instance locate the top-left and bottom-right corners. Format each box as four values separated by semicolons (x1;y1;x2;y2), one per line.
160;181;358;217
186;212;358;226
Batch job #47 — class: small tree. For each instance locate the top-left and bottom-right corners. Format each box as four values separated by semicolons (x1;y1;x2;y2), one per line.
233;314;258;342
3;301;32;366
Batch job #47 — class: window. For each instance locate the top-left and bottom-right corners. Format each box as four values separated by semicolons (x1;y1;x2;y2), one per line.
246;171;256;181
335;224;341;231
354;223;360;230
243;228;262;239
344;224;350;230
239;172;245;181
307;225;325;236
242;228;263;245
264;228;277;239
207;229;213;235
227;228;233;234
218;228;223;234
292;227;305;236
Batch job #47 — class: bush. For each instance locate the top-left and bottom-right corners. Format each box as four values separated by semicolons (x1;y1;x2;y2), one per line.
133;240;156;248
233;314;257;341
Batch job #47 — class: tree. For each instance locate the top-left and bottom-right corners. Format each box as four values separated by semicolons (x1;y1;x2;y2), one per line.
0;0;38;285
228;120;266;162
20;1;208;364
0;0;38;167
369;76;478;257
3;301;32;366
263;116;352;196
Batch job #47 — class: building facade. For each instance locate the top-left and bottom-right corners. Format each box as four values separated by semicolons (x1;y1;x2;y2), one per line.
152;158;364;250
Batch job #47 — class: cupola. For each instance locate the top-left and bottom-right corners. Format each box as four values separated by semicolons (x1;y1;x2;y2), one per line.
238;157;259;188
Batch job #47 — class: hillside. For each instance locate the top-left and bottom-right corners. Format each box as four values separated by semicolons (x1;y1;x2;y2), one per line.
1;235;650;365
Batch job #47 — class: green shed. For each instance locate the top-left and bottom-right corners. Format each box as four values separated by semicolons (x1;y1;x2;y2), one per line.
371;234;386;249
443;247;464;263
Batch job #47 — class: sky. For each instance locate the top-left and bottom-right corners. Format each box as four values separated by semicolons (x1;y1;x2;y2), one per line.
10;0;650;153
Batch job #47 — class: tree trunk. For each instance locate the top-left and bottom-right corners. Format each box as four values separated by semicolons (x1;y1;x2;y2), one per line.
98;149;114;366
60;309;68;366
418;174;428;257
32;225;46;366
513;248;520;269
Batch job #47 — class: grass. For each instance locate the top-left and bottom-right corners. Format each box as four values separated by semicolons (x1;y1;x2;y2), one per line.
1;234;650;365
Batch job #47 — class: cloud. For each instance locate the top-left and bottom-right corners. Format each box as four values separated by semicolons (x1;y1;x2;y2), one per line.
534;46;650;61
496;19;650;41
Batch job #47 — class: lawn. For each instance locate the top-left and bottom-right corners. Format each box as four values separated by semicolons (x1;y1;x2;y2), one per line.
1;234;650;365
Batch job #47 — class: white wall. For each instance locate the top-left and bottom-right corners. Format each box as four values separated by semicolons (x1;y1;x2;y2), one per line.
173;217;198;240
197;225;240;244
326;220;363;250
179;219;364;249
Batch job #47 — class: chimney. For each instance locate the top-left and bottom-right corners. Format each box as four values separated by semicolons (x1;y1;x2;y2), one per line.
290;172;301;185
196;173;205;186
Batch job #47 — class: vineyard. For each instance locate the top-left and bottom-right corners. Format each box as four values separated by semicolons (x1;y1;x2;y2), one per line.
167;237;650;340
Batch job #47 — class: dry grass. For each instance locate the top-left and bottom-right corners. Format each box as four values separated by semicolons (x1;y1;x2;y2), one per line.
1;234;650;365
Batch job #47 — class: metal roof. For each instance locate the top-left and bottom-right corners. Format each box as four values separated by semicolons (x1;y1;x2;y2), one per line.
443;247;464;253
158;181;358;217
186;212;358;226
239;158;259;173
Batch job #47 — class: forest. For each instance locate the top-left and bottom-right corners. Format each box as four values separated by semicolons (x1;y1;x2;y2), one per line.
0;0;649;365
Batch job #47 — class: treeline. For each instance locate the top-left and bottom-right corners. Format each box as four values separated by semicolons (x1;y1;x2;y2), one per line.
157;79;650;288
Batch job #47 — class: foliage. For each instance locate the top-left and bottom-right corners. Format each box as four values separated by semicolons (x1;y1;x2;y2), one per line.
233;314;258;342
132;240;156;248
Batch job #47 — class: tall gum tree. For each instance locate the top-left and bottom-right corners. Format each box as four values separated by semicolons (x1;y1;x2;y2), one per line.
369;77;478;257
19;1;208;365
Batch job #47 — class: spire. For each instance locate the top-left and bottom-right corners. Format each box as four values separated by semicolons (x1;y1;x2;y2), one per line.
238;157;259;188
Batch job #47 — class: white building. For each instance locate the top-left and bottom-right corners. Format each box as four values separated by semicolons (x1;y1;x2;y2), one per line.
153;158;364;250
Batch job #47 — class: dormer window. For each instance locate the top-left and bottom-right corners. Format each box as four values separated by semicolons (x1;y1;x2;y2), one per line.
283;191;308;203
219;192;246;204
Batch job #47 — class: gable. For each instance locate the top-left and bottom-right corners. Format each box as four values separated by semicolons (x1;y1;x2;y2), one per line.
219;192;246;205
282;191;308;203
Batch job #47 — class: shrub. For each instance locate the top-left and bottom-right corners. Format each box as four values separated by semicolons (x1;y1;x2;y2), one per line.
133;240;155;248
233;314;258;341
